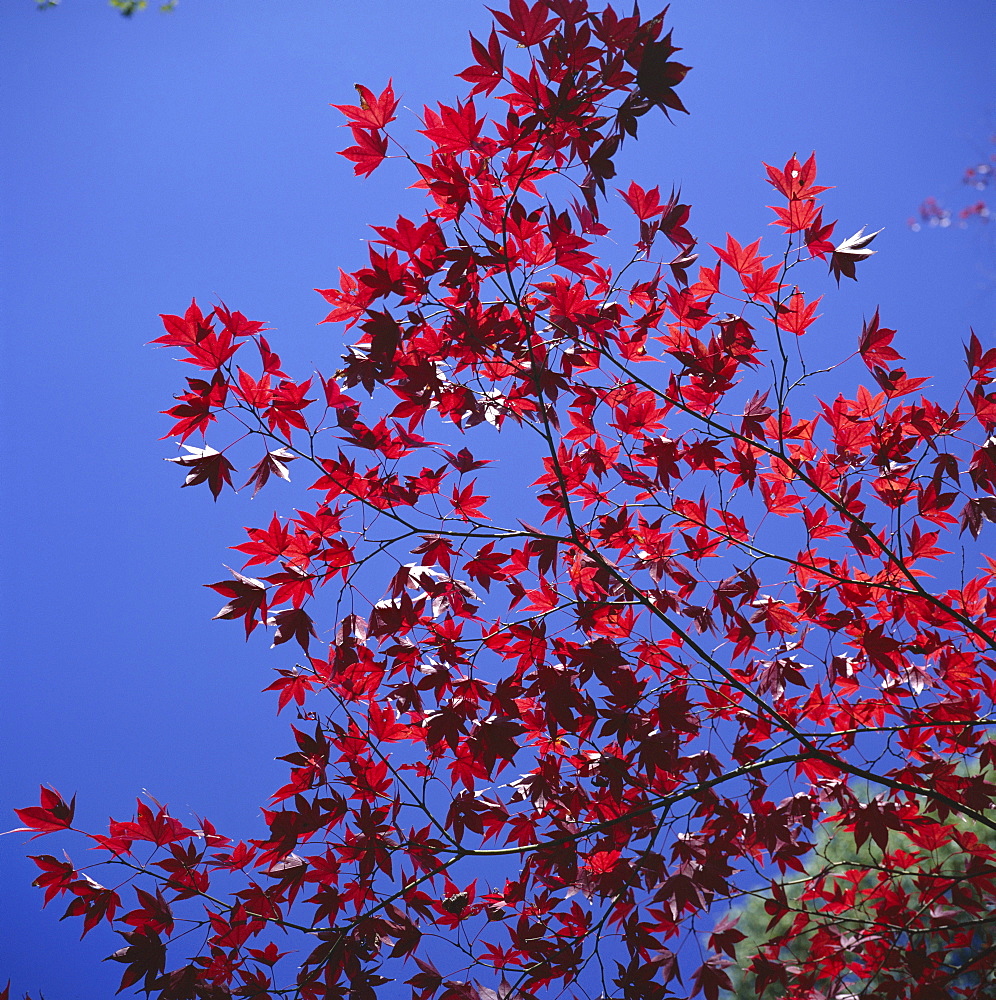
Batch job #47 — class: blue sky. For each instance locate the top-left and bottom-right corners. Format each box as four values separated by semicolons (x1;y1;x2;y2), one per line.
1;1;993;996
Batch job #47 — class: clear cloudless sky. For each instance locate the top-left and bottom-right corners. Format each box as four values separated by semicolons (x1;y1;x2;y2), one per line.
1;1;993;996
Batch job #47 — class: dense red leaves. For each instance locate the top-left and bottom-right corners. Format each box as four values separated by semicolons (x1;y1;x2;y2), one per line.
16;4;996;1000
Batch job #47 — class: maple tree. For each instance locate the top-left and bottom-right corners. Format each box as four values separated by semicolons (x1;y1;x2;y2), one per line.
11;2;996;998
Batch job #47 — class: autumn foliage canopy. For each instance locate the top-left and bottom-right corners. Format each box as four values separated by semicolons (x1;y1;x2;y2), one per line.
12;2;996;998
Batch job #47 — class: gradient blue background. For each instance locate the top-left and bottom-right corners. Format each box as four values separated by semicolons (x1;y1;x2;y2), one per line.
2;1;993;996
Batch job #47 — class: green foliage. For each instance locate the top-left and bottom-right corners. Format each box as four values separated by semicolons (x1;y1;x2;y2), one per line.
729;784;996;998
108;0;177;15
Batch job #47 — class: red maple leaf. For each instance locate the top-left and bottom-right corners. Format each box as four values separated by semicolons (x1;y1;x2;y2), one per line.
269;607;317;653
458;29;505;97
804;209;836;258
450;480;489;520
636;33;691;116
419;100;485;155
763;152;831;201
110;800;194;847
338;126;390;177
858;309;903;371
11;786;76;837
331;80;398;130
773;289;821;336
207;566;268;637
830;225;882;283
106;928;167;993
488;0;556;47
242;448;296;497
166;444;236;499
619;181;665;220
711;234;765;275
